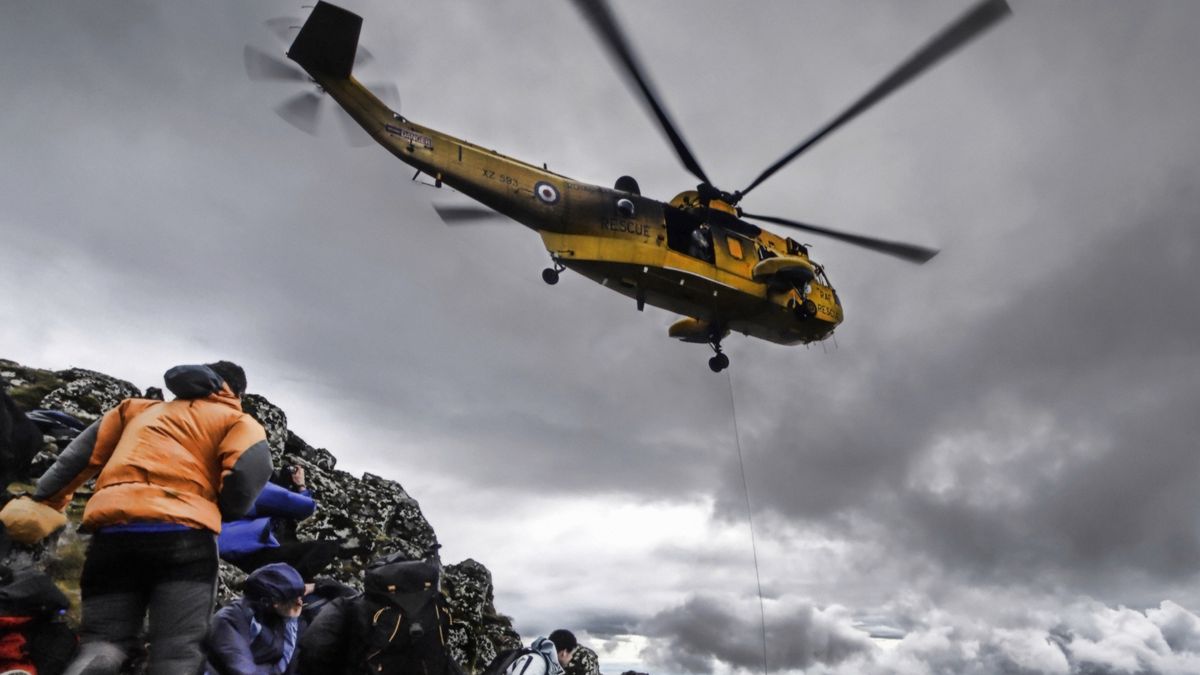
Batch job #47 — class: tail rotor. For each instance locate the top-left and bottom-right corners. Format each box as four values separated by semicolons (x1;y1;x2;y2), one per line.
245;13;399;144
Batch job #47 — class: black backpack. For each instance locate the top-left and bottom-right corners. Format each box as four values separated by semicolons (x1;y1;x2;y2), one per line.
346;554;463;675
0;566;76;675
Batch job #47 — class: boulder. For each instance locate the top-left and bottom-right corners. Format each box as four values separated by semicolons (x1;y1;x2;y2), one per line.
444;559;523;670
285;430;337;471
39;368;141;422
0;360;66;410
241;393;288;460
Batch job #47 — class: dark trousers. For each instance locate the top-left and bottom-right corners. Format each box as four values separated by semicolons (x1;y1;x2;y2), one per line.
231;540;340;581
65;529;217;675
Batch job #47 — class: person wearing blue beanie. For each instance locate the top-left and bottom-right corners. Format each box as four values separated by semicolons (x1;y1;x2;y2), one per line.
206;563;309;675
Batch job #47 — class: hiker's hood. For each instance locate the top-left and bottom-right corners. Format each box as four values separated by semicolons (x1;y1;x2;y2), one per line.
531;637;564;675
244;563;305;603
164;364;224;399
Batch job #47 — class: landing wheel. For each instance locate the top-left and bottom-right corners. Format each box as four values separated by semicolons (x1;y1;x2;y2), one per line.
708;353;730;373
542;268;560;285
706;331;730;372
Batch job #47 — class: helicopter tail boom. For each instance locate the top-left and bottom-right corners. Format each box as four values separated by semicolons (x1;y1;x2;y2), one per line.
287;1;362;79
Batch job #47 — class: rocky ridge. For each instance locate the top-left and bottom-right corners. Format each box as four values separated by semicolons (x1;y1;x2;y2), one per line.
0;358;521;672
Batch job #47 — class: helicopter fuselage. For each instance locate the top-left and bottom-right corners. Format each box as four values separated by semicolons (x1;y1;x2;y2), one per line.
311;71;840;346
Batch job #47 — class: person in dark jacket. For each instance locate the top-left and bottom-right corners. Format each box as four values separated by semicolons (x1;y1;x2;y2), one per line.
298;554;460;675
1;389;44;488
206;563;308;675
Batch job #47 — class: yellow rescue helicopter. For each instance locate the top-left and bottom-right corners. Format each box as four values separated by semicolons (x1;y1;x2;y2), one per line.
247;0;1010;371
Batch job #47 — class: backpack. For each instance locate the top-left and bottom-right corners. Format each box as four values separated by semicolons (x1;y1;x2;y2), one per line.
345;553;463;675
482;648;553;675
0;566;76;675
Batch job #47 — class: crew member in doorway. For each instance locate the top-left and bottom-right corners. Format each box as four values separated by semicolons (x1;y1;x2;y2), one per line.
689;223;713;262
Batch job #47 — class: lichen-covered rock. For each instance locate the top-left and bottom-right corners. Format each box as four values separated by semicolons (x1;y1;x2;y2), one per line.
444;559;522;672
241;393;288;459
40;369;141;422
0;360;67;410
285;431;337;471
480;617;524;662
297;469;439;571
217;560;248;604
444;559;494;627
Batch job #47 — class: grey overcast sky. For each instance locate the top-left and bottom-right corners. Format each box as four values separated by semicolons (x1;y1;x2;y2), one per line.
5;1;1200;673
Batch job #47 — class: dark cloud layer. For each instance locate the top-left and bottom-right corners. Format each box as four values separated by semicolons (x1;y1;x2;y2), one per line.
642;595;873;673
643;598;1200;675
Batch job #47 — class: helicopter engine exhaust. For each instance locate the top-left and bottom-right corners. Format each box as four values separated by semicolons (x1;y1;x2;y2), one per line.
614;175;640;195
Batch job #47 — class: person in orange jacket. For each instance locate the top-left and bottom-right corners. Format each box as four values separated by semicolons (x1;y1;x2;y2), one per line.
35;361;273;675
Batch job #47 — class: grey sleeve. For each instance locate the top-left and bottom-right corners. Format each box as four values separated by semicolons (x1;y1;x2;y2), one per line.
34;421;101;502
217;440;272;520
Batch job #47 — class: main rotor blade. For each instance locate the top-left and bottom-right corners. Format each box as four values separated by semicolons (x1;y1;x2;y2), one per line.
244;45;308;82
737;0;1011;200
573;0;712;186
741;212;939;264
433;204;506;225
274;91;323;135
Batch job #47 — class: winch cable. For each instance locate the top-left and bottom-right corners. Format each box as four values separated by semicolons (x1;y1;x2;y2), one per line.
725;368;769;675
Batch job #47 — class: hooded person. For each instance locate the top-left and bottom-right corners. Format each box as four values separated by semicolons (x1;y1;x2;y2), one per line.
504;637;564;675
34;361;272;675
480;635;565;675
206;563;308;675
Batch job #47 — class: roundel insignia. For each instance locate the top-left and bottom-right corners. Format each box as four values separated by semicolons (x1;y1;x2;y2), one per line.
534;181;560;205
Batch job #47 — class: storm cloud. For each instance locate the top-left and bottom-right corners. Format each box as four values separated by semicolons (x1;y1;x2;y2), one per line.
642;594;874;672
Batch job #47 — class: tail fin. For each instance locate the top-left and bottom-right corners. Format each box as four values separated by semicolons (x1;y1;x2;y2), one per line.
287;1;362;78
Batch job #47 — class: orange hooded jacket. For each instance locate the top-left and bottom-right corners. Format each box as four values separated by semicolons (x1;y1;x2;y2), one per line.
36;366;272;533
